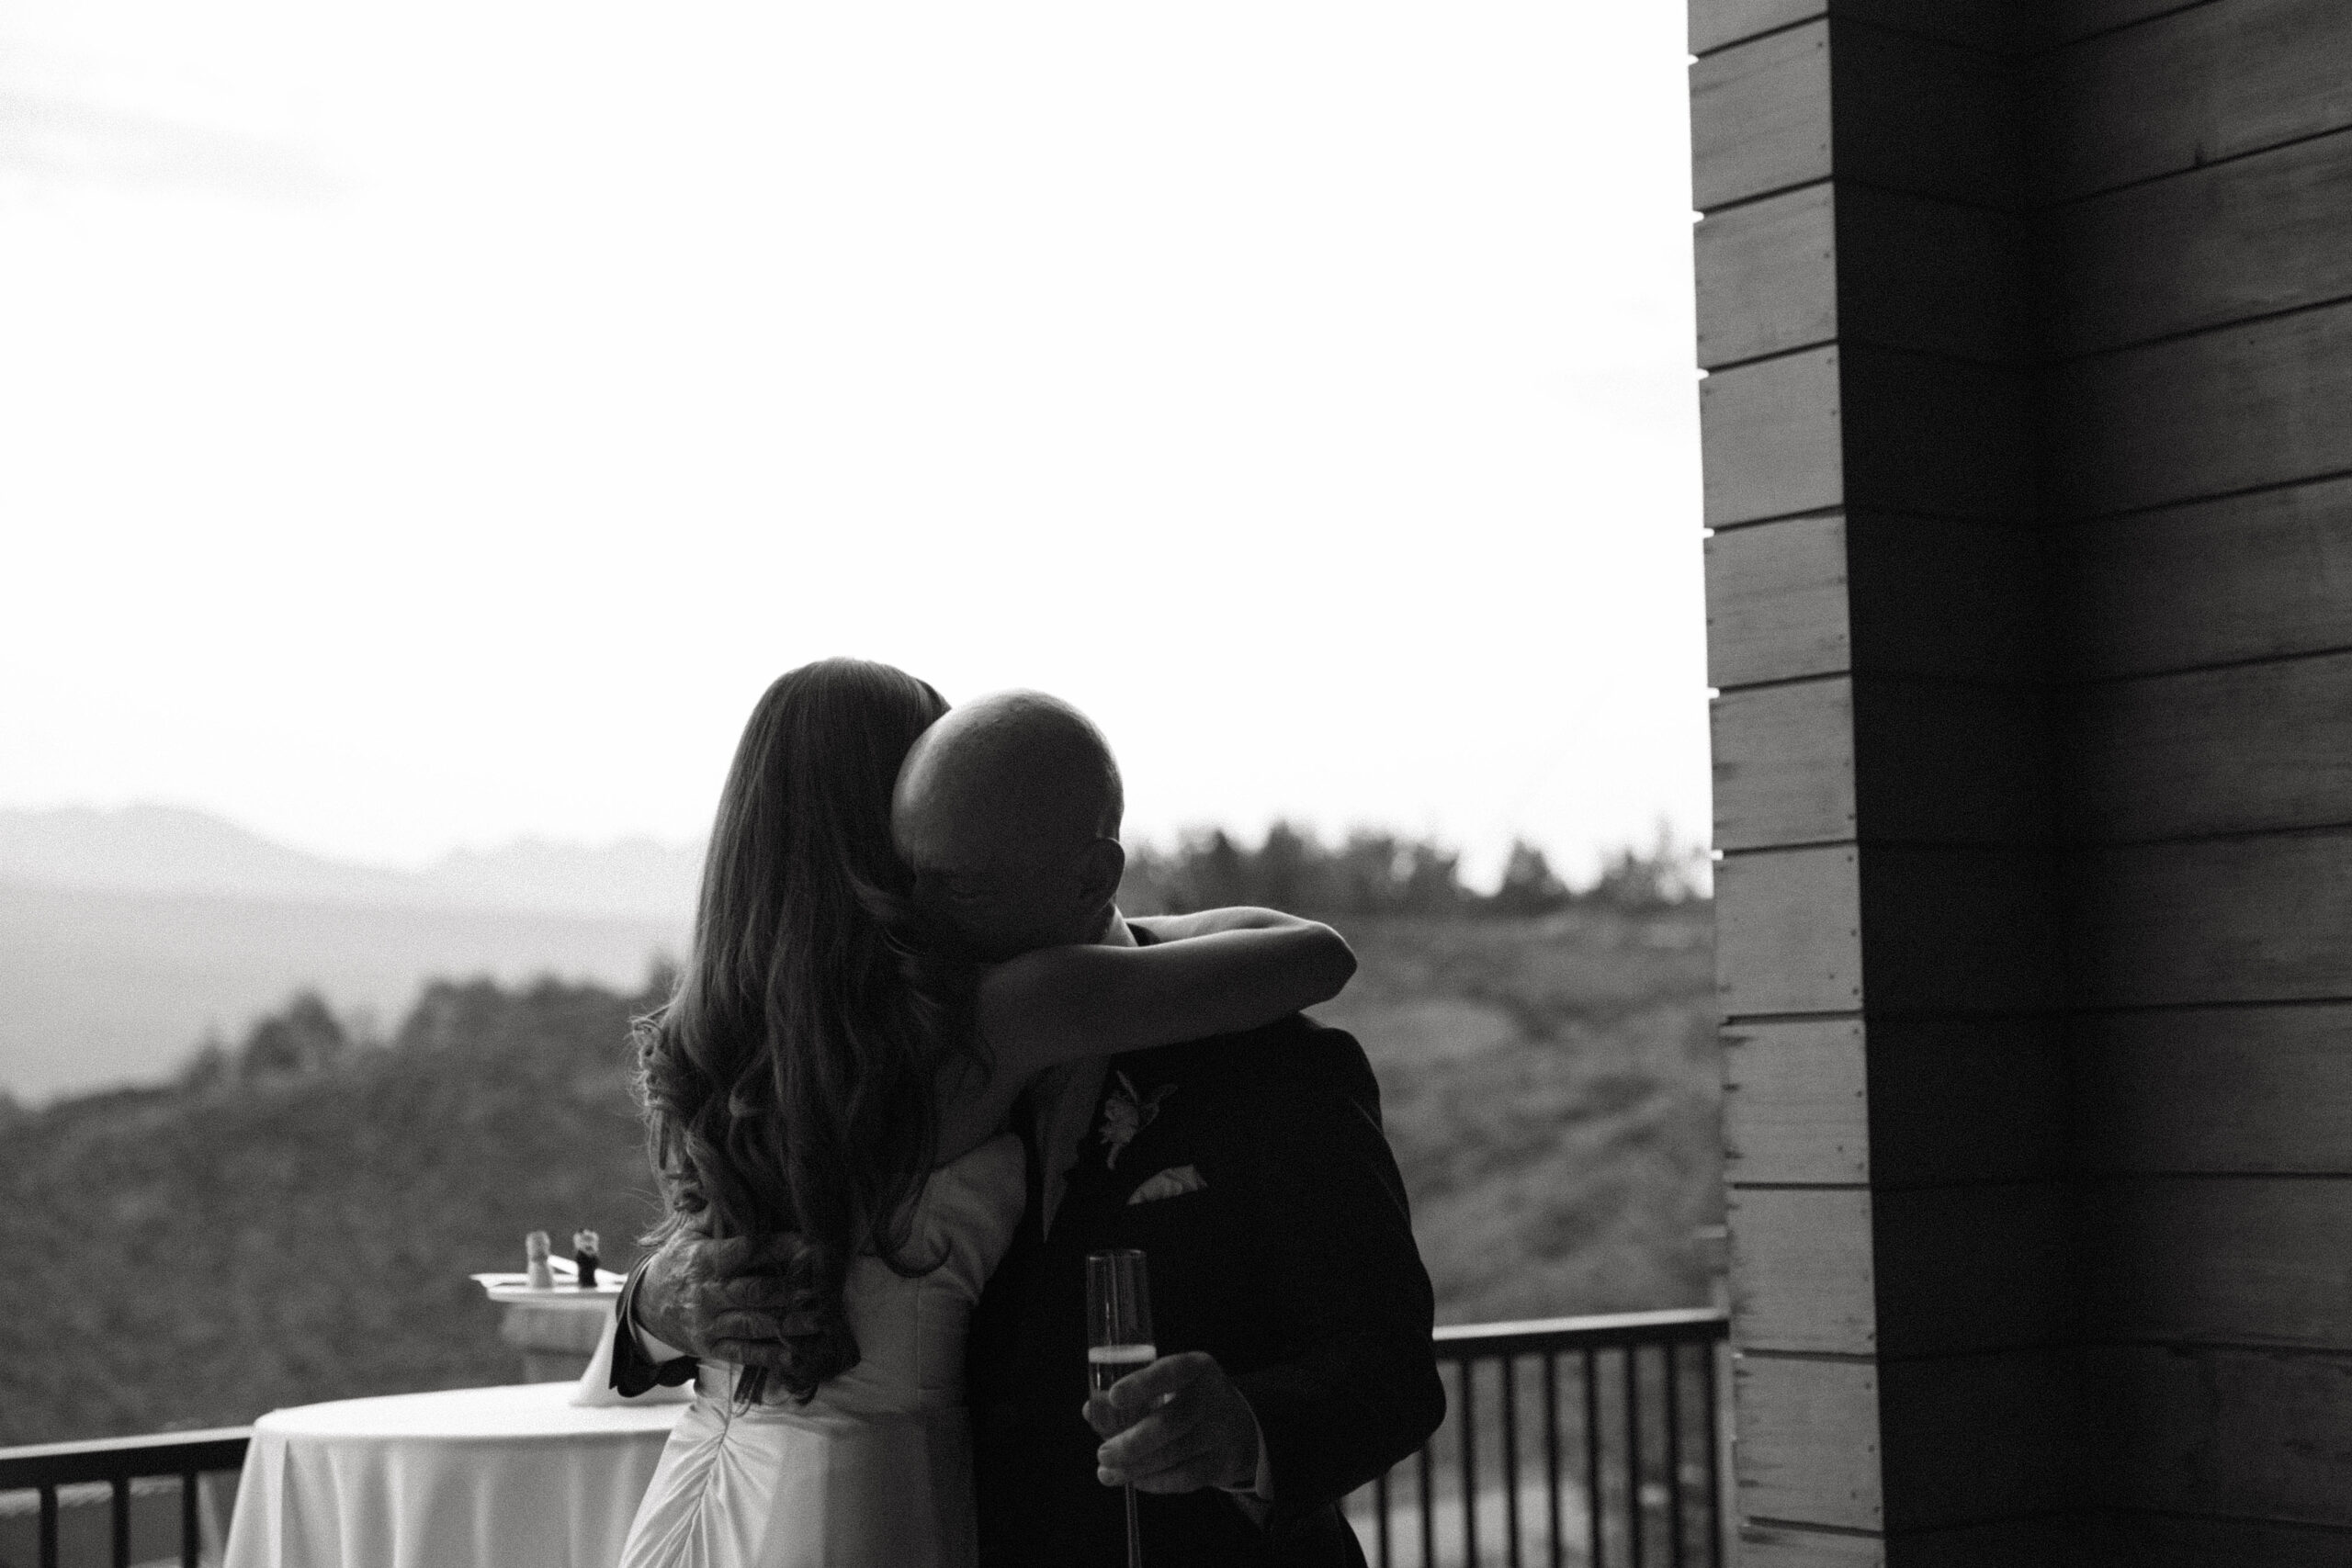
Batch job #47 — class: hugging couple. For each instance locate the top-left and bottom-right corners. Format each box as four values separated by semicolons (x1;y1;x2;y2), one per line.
603;659;1444;1568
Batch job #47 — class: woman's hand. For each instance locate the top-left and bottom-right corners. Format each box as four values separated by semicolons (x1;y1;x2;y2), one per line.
635;1230;817;1371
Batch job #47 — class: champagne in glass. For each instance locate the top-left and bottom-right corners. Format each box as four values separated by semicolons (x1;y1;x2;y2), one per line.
1090;1341;1157;1393
1086;1248;1153;1568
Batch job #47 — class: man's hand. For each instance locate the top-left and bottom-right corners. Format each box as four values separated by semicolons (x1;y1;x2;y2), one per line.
635;1230;818;1371
1084;1351;1261;1495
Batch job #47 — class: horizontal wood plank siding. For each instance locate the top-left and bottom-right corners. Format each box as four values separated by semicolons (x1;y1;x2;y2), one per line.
1717;677;2052;849
1714;677;1857;849
2035;0;2352;204
2097;1343;2352;1527
1835;185;2030;365
2051;11;2352;1539
1877;1349;2080;1529
2048;0;2210;45
1715;844;1863;1015
1871;1185;2075;1358
1704;354;2037;530
1858;847;2061;1014
1707;512;1853;687
1736;1354;1885;1529
1691;0;2026;60
1691;23;1833;209
1702;347;1844;525
2064;474;2352;679
1732;1186;1878;1353
1690;0;1825;58
2068;649;2352;841
1723;1018;1871;1183
1842;514;2048;683
1722;1018;2070;1187
1838;347;2034;521
1736;1526;1887;1568
2086;1510;2352;1567
1696;184;1838;368
2085;1176;2352;1348
2045;125;2352;357
1862;1017;2070;1188
1736;1184;2074;1358
2075;829;2352;1007
1745;1517;2087;1568
1707;513;2047;689
1696;0;2086;1551
2048;296;2352;518
1851;680;2052;846
2075;1005;2352;1174
1695;183;2030;373
1827;23;2021;209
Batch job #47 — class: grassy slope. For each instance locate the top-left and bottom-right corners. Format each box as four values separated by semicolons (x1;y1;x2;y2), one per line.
0;909;1720;1445
1317;907;1721;1324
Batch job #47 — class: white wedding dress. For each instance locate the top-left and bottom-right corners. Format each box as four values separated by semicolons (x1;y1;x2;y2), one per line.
616;1132;1027;1568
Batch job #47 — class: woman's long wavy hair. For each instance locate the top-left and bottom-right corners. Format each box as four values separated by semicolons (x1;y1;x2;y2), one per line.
632;659;976;1404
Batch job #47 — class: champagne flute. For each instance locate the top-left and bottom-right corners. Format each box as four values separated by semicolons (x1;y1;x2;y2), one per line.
1086;1248;1154;1568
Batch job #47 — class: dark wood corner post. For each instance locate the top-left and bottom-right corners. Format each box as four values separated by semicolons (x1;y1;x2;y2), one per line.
1696;1;2352;1562
1695;7;2064;1563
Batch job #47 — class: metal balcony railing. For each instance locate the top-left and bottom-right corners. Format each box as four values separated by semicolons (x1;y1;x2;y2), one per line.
0;1307;1730;1568
0;1427;250;1568
1345;1307;1731;1568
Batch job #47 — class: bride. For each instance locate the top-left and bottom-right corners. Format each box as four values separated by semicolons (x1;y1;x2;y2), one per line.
614;660;1354;1568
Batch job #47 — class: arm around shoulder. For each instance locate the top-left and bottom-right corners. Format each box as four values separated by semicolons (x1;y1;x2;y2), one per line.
978;913;1356;1077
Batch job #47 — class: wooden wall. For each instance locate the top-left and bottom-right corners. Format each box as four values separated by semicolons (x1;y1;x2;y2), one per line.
1693;0;2352;1562
2050;0;2352;1556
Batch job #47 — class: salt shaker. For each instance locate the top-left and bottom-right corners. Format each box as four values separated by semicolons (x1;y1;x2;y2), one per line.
525;1230;556;1291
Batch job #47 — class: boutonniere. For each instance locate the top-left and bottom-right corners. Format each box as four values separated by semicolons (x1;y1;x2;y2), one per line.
1098;1071;1176;1169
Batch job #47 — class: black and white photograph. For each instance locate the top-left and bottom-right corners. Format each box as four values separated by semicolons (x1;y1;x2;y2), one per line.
5;1;2346;1565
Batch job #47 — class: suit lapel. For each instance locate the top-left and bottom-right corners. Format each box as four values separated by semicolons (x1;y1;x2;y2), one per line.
1032;1057;1107;1239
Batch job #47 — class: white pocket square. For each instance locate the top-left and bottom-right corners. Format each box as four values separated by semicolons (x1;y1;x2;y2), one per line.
1126;1164;1207;1205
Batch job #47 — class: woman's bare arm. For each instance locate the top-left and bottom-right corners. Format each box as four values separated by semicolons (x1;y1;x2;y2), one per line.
932;910;1355;1162
1125;908;1306;942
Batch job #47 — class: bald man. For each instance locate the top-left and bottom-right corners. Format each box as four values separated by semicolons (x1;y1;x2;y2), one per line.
616;693;1442;1568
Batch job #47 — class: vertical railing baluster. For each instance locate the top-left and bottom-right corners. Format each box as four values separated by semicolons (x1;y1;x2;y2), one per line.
183;1468;203;1568
1419;1416;1436;1568
1664;1344;1686;1568
1460;1357;1477;1568
1501;1352;1522;1568
1700;1338;1724;1568
1624;1346;1645;1568
1543;1350;1561;1568
1582;1348;1601;1568
2;1317;1733;1568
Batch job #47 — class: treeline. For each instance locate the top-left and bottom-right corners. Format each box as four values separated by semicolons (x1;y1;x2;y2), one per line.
178;968;676;1096
1118;822;1708;919
160;823;1705;1095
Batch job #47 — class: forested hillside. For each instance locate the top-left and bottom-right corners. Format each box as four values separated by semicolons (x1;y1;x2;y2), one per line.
0;977;666;1444
1;847;1718;1445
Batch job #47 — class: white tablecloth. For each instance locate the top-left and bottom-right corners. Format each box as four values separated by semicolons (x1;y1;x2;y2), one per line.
221;1382;686;1568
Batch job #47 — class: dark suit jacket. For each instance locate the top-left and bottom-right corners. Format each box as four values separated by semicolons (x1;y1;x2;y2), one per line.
967;1013;1445;1568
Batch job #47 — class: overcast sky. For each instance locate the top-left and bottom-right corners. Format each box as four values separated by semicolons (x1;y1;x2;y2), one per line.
1;0;1705;888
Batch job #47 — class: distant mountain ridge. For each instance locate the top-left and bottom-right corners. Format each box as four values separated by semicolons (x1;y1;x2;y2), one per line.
0;804;703;921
